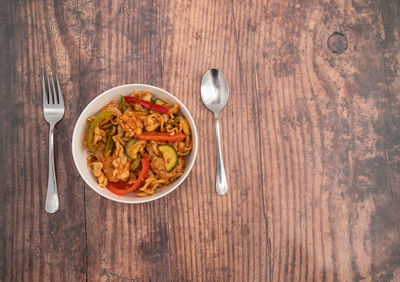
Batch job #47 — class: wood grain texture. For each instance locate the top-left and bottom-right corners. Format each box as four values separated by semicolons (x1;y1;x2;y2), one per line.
1;0;400;281
252;0;400;281
1;0;86;281
160;0;268;280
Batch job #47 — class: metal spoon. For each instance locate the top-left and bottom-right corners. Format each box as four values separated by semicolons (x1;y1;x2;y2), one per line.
201;69;229;195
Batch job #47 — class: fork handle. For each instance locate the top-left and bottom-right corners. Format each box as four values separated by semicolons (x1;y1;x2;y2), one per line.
46;124;59;213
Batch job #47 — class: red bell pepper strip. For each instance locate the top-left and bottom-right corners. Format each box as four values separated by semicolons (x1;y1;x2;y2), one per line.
134;132;186;142
150;104;170;115
124;96;169;114
105;180;130;191
106;156;150;195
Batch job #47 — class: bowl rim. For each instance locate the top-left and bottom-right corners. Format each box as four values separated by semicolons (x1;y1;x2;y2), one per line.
71;83;198;204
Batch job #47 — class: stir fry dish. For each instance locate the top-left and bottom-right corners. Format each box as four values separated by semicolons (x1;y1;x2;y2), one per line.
84;91;193;197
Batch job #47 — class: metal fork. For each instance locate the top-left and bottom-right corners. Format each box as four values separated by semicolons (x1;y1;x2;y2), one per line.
42;72;65;213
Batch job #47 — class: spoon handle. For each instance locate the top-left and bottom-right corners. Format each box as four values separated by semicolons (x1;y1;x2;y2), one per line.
215;114;228;195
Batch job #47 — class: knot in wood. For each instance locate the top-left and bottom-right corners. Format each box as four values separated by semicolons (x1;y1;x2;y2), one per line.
327;32;347;54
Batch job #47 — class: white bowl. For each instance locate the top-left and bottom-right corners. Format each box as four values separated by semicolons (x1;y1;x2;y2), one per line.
72;84;198;204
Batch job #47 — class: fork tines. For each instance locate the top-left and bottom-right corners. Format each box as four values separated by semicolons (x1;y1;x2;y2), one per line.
42;71;64;106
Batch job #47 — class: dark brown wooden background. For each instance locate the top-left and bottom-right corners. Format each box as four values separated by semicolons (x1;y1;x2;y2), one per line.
1;0;400;281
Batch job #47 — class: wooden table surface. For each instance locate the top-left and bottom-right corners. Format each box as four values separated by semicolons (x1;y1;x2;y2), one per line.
2;0;400;281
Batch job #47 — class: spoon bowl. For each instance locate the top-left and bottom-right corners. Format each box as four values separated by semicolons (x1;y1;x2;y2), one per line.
201;69;229;195
201;69;229;114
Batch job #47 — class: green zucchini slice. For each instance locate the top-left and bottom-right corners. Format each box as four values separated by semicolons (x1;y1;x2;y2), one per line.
125;139;140;160
155;99;167;105
158;145;178;172
130;158;141;171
